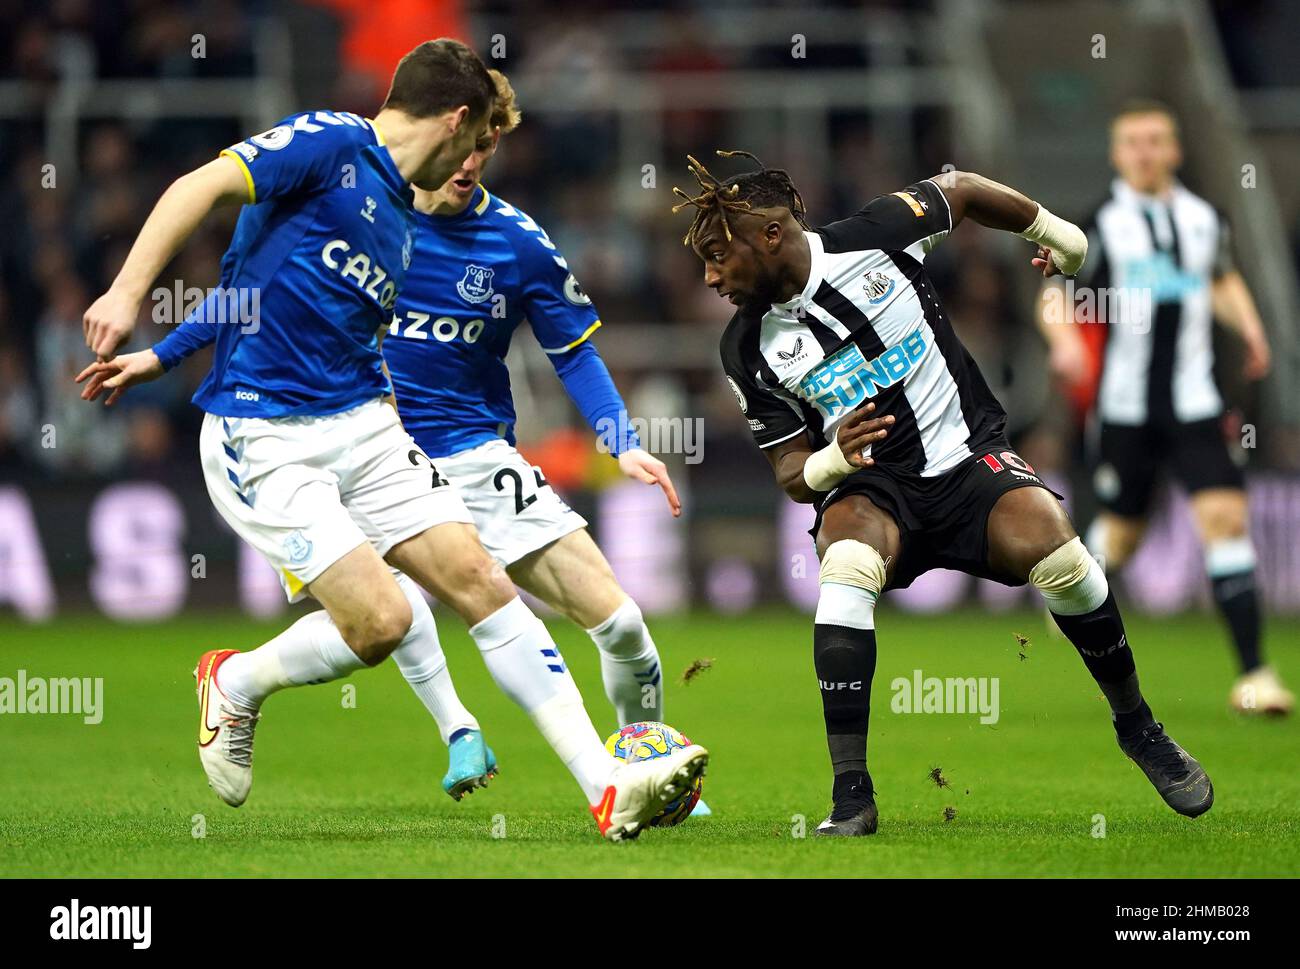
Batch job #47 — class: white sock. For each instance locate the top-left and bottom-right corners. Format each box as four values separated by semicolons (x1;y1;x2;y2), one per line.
814;582;877;629
587;598;663;726
1205;536;1257;578
470;597;614;803
389;572;479;744
218;610;369;710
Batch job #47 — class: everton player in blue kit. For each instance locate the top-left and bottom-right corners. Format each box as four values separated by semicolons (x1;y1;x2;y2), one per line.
76;43;706;841
91;71;697;812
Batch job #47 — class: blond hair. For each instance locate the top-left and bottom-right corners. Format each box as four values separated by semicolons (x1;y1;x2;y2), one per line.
488;69;522;133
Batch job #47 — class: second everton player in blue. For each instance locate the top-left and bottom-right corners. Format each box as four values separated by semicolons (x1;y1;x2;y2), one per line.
384;71;683;742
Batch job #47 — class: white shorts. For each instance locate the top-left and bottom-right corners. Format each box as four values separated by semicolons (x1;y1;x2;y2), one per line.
200;399;472;602
434;438;588;568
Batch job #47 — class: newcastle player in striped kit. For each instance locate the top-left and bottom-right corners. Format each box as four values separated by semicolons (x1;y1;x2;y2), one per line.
1037;101;1291;715
676;151;1213;834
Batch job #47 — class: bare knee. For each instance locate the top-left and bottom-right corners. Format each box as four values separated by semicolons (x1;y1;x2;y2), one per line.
1105;516;1145;566
1193;490;1248;542
1084;514;1143;572
444;551;516;625
387;523;517;625
338;595;412;665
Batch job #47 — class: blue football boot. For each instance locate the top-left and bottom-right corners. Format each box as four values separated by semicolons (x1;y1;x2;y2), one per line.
442;728;499;801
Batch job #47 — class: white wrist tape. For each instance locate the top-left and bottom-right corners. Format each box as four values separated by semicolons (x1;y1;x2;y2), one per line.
803;438;856;492
1018;204;1088;276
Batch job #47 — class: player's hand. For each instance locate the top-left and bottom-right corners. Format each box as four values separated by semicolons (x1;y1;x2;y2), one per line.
617;449;682;517
83;288;142;359
836;401;894;468
1242;329;1271;381
1031;245;1062;278
75;349;164;407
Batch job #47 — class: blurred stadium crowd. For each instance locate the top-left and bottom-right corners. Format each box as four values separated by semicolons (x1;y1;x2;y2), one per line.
1;0;1297;497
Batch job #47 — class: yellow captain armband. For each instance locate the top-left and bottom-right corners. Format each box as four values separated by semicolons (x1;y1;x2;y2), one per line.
219;149;256;204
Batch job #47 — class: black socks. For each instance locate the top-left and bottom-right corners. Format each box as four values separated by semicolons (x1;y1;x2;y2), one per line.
814;623;877;779
1211;570;1263;674
1049;590;1155;735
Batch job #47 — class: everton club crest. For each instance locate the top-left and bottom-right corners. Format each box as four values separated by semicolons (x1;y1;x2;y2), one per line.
456;264;495;304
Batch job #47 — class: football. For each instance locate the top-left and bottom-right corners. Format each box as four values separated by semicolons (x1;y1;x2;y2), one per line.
604;721;704;826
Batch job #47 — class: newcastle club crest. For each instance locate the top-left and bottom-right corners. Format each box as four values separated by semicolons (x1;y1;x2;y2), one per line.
456;264;495;304
863;270;895;305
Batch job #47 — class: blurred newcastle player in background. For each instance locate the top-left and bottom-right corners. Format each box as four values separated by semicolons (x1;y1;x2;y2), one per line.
76;41;706;842
103;70;692;805
676;151;1214;834
1036;101;1291;715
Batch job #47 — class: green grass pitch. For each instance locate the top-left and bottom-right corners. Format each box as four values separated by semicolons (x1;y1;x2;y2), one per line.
1;606;1297;877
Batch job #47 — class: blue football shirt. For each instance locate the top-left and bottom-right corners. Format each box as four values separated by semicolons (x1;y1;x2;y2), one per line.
382;187;604;456
186;110;416;417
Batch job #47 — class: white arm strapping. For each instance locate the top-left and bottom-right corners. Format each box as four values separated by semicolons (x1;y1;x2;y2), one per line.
802;437;856;492
1018;204;1088;276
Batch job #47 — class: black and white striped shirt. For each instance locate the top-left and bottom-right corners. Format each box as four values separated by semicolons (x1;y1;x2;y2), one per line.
1080;178;1234;425
720;179;1007;477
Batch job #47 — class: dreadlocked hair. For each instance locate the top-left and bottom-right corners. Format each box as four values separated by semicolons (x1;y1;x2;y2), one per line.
672;149;809;246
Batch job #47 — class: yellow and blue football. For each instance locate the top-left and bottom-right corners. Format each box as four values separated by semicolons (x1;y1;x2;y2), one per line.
604;721;703;826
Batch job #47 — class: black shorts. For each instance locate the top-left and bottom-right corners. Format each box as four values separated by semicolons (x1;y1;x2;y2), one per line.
1094;417;1244;518
809;441;1063;591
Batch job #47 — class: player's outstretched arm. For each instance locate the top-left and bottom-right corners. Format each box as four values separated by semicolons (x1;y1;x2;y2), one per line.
930;170;1087;277
1211;270;1272;379
764;403;894;503
546;340;682;515
83;156;250;359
